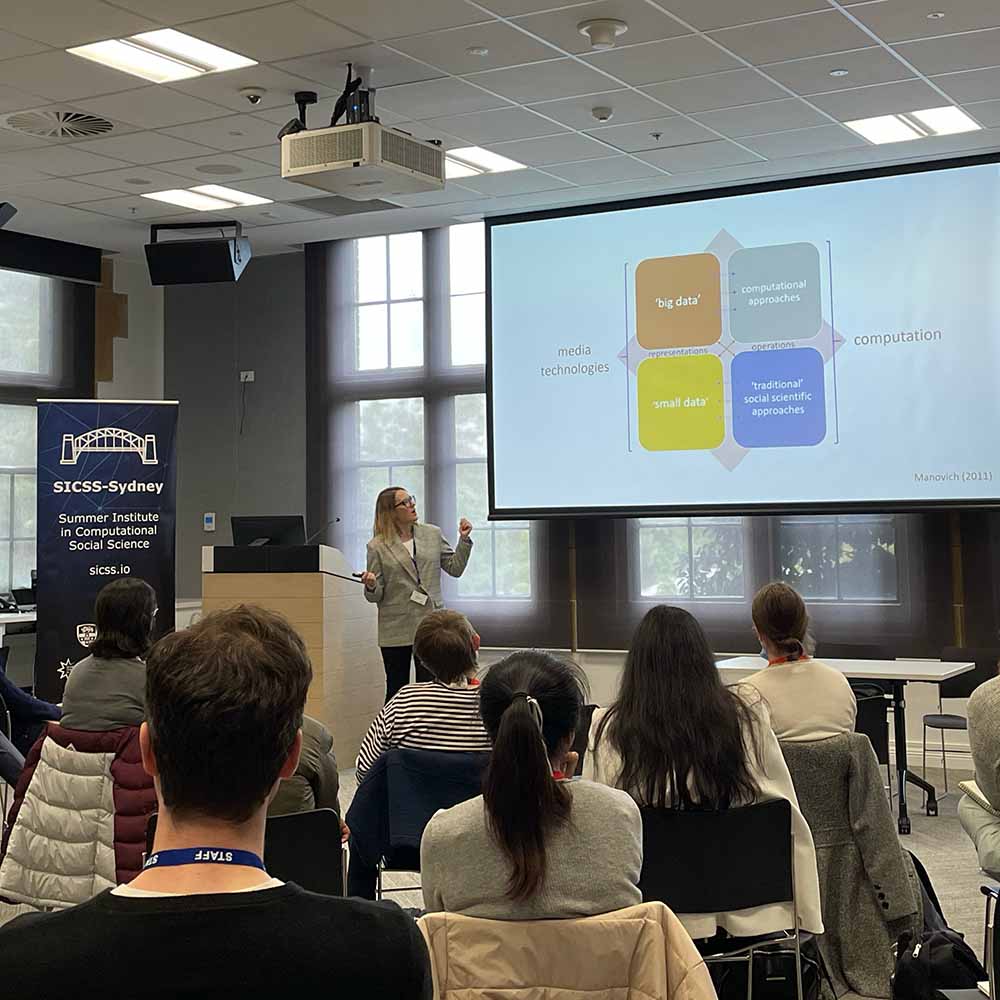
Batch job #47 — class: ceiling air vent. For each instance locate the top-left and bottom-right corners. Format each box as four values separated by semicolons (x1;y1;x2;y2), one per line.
4;109;115;138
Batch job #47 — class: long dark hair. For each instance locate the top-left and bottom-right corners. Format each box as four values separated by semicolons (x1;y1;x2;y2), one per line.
90;577;157;660
594;605;761;810
480;651;586;901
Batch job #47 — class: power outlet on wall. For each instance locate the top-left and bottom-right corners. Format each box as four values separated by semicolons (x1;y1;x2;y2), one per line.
239;370;255;383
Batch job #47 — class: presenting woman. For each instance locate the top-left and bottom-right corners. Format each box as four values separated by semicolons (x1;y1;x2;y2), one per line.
360;486;473;703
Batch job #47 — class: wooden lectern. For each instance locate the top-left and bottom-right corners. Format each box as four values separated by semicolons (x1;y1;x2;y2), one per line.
202;544;384;761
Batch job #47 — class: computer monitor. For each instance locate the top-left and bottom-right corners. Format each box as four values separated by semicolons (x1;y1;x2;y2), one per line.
231;515;306;547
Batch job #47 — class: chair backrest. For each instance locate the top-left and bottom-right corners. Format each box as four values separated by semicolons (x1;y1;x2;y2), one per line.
146;808;345;896
639;798;793;914
852;683;889;765
939;647;1000;700
572;704;598;776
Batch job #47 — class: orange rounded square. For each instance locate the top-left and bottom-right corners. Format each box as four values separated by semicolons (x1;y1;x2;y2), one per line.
635;253;722;349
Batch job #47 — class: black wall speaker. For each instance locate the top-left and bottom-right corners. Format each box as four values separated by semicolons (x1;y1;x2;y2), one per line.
144;222;252;286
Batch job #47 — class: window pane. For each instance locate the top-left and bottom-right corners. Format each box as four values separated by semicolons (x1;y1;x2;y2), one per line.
390;301;423;368
358;398;424;462
457;462;488;526
12;540;33;589
455;393;486;459
357;466;390;536
0;474;9;538
0;271;42;374
449;223;484;296
356;237;387;303
357;304;388;370
13;475;34;537
779;521;838;598
0;544;9;591
0;404;36;468
458;535;494;597
451;293;485;367
390;465;425;510
496;528;531;597
691;524;744;598
389;232;423;300
838;520;897;600
639;524;690;598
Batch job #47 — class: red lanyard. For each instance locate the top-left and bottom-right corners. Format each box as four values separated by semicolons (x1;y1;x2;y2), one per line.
767;654;810;666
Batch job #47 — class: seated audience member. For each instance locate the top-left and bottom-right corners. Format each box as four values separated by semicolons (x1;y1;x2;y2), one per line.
0;729;24;787
421;650;642;919
60;578;156;731
959;669;1000;875
0;606;431;998
743;582;856;741
585;605;822;940
0;670;60;756
268;714;341;817
355;609;490;783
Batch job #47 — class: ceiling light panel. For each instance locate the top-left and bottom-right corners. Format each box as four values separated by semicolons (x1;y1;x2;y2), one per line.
141;189;236;211
449;146;527;173
844;114;925;144
190;184;272;205
132;30;256;72
445;159;483;179
909;105;982;135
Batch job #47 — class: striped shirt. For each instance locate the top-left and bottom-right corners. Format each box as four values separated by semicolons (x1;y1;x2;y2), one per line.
355;681;491;782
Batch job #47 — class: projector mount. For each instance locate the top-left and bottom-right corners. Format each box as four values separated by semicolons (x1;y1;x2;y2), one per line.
276;63;379;141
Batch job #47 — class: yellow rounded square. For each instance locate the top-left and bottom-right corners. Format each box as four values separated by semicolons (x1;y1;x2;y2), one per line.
638;354;725;451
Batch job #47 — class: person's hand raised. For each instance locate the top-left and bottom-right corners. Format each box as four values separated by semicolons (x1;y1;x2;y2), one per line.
459;518;473;538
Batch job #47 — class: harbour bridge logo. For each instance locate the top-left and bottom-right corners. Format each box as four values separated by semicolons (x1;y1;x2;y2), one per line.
60;428;158;465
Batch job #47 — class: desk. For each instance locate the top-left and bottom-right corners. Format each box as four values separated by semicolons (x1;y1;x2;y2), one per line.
0;610;35;645
717;656;975;835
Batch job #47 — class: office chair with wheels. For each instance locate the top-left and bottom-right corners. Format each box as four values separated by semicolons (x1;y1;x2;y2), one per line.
639;798;806;1000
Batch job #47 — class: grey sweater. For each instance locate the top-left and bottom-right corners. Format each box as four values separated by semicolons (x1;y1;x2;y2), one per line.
60;655;146;731
968;674;1000;808
420;779;643;920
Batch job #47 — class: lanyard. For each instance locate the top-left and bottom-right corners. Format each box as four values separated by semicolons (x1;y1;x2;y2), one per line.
409;535;421;585
142;847;266;871
767;654;810;666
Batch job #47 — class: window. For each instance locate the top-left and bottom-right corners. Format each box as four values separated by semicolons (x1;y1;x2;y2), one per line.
448;223;485;367
0;404;36;590
453;394;530;598
778;514;898;601
355;233;423;371
0;271;46;376
637;516;744;599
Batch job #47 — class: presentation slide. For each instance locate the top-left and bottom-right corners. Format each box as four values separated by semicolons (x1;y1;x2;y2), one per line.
489;158;1000;516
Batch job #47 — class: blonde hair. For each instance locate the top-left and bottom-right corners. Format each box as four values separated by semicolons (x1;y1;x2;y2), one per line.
752;582;816;659
372;486;406;543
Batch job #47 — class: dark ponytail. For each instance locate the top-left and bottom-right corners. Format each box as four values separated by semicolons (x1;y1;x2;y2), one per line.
751;582;815;659
479;651;586;901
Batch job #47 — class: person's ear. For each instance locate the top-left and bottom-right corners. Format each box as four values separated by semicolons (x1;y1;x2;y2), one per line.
139;722;159;778
279;729;303;780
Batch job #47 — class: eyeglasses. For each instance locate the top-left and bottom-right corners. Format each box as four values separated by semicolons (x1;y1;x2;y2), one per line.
394;495;417;509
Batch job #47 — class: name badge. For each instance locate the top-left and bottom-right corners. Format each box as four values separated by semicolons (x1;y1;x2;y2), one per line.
410;589;429;606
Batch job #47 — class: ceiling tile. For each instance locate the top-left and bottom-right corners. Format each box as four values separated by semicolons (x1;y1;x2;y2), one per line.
739;123;865;158
0;84;49;115
642;69;788;112
931;67;1000;103
635;139;762;171
0;144;130;177
166;65;335;114
111;0;286;23
161;114;283;151
177;4;365;62
515;0;690;55
964;99;1000;128
74;194;177;221
0;51;150;101
231;202;329;225
0;160;45;185
455;168;573;197
74;87;231;129
809;78;945;119
240;144;282;167
298;0;491;40
71;131;217;164
5;177;119;204
378;78;512;118
390;23;558;75
386;184;483;208
490;132;613;165
4;0;156;48
471;0;574;14
545;155;661;184
850;0;1000;42
0;30;49;60
694;98;827;137
586;114;716;151
657;0;826;32
710;11;874;65
230;175;334;201
277;45;441;90
528;89;669;129
0;127;53;152
893;29;1000;77
420;107;566;143
70;164;207;195
150;152;277;182
465;58;614;103
763;47;915;95
583;35;741;86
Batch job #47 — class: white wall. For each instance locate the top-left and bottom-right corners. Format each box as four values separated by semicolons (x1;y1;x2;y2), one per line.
97;257;164;401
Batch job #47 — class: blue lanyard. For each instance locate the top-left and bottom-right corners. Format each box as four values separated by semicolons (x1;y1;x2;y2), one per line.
142;848;266;871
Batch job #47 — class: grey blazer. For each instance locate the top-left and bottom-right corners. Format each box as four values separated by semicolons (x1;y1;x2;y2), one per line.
780;734;922;999
364;522;473;647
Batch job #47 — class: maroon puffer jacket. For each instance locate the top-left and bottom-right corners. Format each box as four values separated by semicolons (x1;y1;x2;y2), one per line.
2;723;156;884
